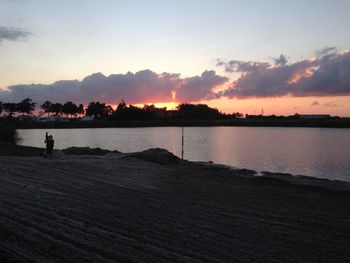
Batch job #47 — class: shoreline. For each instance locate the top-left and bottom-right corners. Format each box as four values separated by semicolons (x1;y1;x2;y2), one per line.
1;142;350;191
11;118;350;129
1;143;350;262
195;161;350;191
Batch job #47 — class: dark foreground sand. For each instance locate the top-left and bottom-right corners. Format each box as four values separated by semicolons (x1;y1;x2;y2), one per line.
0;144;349;262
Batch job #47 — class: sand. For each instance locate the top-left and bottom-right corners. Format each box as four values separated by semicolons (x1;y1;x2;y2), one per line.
0;144;349;262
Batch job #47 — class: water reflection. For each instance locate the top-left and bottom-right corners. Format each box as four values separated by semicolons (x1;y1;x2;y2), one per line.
18;127;350;182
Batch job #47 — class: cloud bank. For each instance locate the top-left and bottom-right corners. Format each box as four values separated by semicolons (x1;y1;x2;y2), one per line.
0;26;31;43
220;50;350;98
1;49;349;105
0;70;226;105
176;71;228;102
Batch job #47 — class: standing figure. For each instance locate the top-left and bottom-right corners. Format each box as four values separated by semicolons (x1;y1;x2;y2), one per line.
44;132;55;158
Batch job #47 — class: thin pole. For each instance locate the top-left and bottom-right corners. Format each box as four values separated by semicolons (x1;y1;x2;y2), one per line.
181;127;184;159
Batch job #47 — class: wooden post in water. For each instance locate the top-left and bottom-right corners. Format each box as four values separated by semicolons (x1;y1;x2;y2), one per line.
181;127;184;159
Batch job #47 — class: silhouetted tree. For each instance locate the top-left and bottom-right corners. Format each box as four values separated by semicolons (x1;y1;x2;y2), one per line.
142;104;156;111
176;103;222;119
226;112;243;118
85;101;112;119
51;103;63;116
2;103;18;119
142;104;166;118
40;101;53;116
113;100;171;120
62;101;78;118
235;112;243;118
116;99;127;111
104;105;114;117
18;98;36;116
85;101;98;119
77;104;85;116
114;103;163;120
115;105;147;120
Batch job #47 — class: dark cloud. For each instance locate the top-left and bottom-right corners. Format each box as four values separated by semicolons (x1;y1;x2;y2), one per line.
175;70;228;102
315;46;337;57
0;26;31;43
310;100;320;106
79;70;181;104
273;54;287;66
216;59;225;67
223;51;350;98
223;60;313;98
291;52;350;96
217;59;270;73
0;70;226;105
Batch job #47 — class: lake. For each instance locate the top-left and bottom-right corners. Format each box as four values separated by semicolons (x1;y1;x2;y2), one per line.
18;127;350;182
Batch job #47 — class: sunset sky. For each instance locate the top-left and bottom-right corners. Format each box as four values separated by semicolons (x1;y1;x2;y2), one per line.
0;0;350;116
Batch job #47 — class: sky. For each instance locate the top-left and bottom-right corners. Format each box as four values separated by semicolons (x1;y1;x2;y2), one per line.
0;0;350;116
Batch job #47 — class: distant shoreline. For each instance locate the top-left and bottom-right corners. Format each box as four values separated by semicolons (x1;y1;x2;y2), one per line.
11;118;350;129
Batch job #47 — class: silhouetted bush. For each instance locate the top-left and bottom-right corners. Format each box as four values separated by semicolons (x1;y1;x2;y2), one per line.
0;122;18;143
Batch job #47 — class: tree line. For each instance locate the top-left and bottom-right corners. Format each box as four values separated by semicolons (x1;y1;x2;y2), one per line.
0;98;37;118
0;98;243;120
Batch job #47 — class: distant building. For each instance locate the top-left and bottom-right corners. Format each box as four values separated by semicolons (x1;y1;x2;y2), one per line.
299;114;331;119
18;115;33;121
80;116;94;121
39;115;69;122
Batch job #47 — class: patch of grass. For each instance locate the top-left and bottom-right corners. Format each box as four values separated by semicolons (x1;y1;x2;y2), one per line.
0;122;19;143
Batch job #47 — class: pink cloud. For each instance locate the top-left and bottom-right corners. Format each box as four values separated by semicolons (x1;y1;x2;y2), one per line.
220;51;350;98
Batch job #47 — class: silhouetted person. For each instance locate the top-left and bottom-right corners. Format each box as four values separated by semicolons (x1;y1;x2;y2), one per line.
44;132;55;158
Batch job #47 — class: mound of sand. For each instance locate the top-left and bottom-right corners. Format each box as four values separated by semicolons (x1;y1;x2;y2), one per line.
124;148;182;165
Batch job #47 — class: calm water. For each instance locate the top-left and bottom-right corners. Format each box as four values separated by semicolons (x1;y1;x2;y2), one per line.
18;127;350;182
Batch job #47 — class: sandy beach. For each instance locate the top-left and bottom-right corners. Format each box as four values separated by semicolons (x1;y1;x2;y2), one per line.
0;143;349;262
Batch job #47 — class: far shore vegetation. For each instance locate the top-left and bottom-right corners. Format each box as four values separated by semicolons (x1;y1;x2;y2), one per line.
0;98;349;129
